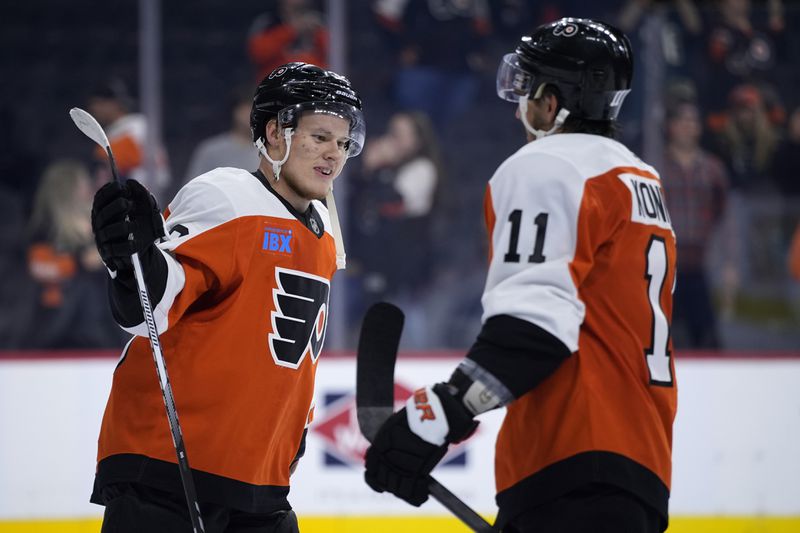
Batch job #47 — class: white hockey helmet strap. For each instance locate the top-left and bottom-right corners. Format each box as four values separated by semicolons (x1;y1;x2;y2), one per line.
255;127;294;181
518;84;571;140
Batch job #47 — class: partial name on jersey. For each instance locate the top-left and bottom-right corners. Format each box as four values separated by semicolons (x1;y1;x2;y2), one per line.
618;173;672;230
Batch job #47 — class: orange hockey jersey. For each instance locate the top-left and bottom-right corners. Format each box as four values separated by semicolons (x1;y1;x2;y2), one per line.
481;134;678;525
91;167;336;512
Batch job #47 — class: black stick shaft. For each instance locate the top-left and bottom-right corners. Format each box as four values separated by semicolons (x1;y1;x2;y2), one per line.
132;253;205;533
106;141;205;532
429;478;496;532
106;147;120;184
355;303;498;532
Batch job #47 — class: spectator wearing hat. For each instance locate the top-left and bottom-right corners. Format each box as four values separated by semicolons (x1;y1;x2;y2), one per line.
87;78;171;202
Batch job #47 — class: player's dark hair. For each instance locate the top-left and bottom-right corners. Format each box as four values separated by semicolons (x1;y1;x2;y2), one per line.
541;85;619;139
560;116;619;138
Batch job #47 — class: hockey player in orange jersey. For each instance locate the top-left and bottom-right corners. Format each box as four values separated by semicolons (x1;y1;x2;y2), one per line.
89;63;365;532
364;19;677;533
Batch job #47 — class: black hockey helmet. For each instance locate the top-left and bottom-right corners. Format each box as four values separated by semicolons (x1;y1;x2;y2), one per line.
496;18;633;121
251;62;365;156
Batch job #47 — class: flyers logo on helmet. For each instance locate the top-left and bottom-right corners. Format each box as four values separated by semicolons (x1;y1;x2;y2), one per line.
553;23;578;37
268;267;330;369
269;66;289;79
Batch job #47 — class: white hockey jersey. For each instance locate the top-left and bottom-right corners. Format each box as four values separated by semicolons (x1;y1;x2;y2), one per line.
483;134;677;521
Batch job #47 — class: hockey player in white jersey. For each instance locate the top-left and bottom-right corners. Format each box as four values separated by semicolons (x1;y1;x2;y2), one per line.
364;18;677;533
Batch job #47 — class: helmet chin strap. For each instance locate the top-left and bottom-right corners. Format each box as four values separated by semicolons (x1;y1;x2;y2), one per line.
518;96;570;140
255;127;294;181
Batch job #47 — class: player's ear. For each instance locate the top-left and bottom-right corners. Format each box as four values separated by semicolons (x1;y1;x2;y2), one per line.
544;92;559;121
265;118;280;148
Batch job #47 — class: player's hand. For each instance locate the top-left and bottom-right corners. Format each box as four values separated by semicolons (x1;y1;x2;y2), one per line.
91;179;165;275
364;383;478;506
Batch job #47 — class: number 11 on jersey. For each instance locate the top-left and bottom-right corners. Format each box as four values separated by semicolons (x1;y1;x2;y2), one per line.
504;209;549;264
644;236;673;386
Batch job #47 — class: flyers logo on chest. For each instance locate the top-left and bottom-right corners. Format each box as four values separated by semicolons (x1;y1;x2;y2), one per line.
268;268;331;369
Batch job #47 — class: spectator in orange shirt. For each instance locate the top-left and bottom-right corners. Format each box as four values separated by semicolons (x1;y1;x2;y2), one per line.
789;223;800;323
247;0;329;81
87;78;171;202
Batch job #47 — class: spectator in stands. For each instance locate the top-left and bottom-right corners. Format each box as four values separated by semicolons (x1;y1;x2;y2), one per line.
352;111;445;347
662;96;734;349
789;222;800;321
772;105;800;305
373;0;492;130
700;0;786;114
618;0;701;35
183;87;260;186
771;105;800;198
790;223;800;281
616;0;702;76
22;160;123;349
709;83;780;192
87;78;171;203
247;0;328;81
614;0;704;153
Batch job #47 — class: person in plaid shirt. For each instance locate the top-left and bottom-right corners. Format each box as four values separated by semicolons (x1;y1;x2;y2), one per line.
661;97;734;349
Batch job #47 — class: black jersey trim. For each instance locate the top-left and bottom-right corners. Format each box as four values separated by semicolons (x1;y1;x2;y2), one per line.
252;170;324;239
465;314;571;399
90;453;291;514
494;451;669;529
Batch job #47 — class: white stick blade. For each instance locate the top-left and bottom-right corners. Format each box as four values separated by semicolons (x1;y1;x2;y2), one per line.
69;107;110;148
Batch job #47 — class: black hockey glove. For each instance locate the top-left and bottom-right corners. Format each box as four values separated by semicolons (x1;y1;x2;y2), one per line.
364;383;479;506
91;179;165;282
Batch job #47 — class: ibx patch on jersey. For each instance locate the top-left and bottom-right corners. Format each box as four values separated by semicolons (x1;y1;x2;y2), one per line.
262;226;293;255
268;267;330;369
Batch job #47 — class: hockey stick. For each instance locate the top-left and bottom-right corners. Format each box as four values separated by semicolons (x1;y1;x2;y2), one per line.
356;302;498;533
69;107;205;533
325;189;346;270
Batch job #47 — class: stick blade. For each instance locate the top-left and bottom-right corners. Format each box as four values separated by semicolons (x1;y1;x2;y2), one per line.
356;302;404;441
69;107;109;148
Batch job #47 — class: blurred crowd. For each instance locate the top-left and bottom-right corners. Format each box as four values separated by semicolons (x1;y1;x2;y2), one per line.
1;0;799;351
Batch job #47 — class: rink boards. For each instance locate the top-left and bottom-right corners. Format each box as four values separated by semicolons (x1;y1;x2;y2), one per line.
0;351;798;532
